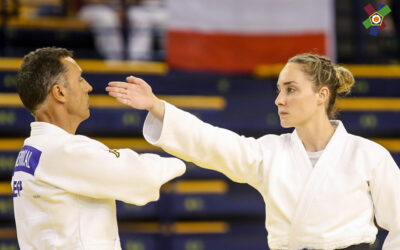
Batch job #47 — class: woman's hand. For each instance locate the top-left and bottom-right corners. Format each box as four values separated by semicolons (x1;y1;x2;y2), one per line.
106;76;165;120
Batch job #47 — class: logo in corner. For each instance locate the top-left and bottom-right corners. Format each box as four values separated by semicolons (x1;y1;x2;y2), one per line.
362;3;391;36
108;149;120;158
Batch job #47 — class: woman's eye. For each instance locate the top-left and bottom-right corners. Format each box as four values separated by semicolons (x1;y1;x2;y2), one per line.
288;87;295;93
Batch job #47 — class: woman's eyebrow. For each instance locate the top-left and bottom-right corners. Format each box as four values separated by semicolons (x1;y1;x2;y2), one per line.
277;81;298;88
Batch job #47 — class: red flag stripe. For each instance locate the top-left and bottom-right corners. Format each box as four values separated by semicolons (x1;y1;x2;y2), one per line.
167;31;326;73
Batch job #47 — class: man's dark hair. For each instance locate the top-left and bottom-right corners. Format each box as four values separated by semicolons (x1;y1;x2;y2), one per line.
17;47;73;113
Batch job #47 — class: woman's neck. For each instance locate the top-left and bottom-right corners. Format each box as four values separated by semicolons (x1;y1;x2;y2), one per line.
296;117;335;152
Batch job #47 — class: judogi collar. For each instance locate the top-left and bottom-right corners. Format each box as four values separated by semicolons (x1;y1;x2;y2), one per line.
30;122;70;136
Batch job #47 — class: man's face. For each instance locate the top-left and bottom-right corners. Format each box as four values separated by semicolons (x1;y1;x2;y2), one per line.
61;57;93;122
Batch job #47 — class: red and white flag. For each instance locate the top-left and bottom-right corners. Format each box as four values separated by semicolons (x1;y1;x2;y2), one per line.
166;0;335;73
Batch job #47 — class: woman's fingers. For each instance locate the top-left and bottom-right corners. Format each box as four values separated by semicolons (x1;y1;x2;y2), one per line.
106;86;126;94
107;90;121;98
126;76;142;84
108;81;131;88
106;76;152;109
116;97;130;106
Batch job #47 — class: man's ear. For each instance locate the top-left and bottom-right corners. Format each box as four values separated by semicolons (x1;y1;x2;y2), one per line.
317;86;330;105
51;84;67;103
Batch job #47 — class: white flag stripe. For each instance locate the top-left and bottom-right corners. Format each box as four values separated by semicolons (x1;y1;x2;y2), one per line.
168;0;333;34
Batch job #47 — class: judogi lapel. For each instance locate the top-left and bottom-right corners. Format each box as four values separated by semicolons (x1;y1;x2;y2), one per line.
288;122;350;248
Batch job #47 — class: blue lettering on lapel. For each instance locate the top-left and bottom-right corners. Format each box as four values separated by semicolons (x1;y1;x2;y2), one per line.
13;180;23;197
14;145;42;176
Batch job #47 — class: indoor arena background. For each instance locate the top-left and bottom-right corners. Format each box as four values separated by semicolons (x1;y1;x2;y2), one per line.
0;0;399;249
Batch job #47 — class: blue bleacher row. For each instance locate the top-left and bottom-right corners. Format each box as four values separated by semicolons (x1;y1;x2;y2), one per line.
1;150;400;221
0;106;399;137
0;179;269;248
0;151;226;180
1;149;400;179
0;181;264;221
0;204;390;250
0;217;391;250
0;230;390;250
0;70;399;97
0;222;269;250
1;151;400;180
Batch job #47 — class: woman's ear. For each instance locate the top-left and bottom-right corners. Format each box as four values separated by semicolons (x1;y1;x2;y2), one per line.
51;84;67;103
317;86;330;105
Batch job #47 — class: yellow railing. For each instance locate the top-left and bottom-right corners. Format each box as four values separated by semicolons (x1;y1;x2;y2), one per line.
0;94;226;110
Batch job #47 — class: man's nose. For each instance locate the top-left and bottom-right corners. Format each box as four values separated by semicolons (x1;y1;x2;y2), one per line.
86;81;93;93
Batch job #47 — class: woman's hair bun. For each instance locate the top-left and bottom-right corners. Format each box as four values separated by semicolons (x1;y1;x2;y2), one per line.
335;66;355;94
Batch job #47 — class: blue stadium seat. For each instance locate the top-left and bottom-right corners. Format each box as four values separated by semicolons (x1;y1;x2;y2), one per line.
169;182;264;219
0;196;13;220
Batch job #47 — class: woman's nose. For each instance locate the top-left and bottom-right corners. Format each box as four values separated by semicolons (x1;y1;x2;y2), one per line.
275;92;284;106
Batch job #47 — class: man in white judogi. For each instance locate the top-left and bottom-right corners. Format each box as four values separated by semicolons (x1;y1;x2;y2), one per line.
12;47;185;249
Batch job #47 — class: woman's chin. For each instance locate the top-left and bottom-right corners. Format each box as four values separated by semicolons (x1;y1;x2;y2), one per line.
280;120;293;128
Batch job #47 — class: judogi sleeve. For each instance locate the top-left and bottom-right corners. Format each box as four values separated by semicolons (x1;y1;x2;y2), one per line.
34;136;186;205
370;150;400;249
143;101;265;186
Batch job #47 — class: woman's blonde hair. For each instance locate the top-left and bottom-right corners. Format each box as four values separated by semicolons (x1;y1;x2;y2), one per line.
288;53;355;119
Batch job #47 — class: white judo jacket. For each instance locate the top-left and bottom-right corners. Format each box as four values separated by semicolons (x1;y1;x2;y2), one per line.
143;102;400;250
12;122;185;250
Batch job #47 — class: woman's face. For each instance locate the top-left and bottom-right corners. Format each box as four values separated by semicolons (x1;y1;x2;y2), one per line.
275;63;323;128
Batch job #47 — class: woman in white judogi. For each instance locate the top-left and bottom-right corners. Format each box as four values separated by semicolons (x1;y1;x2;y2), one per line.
107;54;400;250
